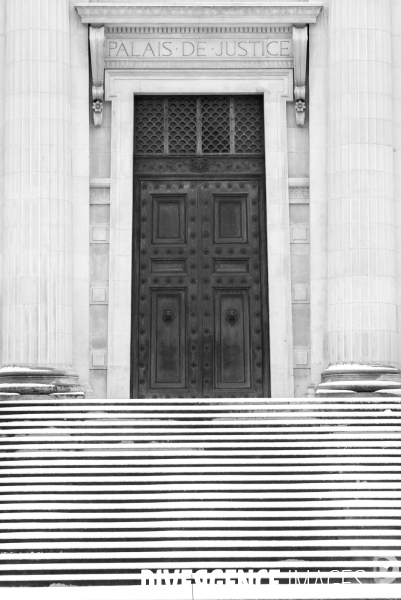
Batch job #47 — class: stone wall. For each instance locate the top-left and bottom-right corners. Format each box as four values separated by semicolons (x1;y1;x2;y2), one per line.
89;103;112;399
287;98;311;397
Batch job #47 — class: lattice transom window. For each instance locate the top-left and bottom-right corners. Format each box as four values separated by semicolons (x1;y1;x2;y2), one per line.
134;95;264;155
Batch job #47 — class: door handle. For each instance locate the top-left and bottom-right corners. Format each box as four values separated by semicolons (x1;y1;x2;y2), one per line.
162;309;175;325
225;308;239;326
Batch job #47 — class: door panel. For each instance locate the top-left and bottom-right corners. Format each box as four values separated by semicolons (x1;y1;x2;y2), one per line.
215;290;251;389
200;180;265;398
150;290;186;388
214;195;248;243
152;195;186;244
134;177;268;399
136;181;198;399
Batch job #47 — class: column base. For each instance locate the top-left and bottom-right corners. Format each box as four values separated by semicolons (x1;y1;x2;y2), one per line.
0;366;85;396
316;362;401;396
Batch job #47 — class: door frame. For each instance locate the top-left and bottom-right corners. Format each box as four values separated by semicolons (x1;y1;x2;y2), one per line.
105;69;295;399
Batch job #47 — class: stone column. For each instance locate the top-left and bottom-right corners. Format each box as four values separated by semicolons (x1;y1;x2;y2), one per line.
319;0;401;394
0;0;83;395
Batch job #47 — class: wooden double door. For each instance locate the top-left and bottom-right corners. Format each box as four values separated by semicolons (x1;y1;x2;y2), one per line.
132;175;270;399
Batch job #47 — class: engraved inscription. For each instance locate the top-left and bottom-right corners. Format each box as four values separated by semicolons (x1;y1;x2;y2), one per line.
107;38;292;59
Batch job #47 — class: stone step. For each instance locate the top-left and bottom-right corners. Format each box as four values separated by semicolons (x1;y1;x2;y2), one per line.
0;398;399;586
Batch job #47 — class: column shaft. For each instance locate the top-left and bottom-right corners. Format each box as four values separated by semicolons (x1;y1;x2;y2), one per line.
328;0;396;364
4;0;72;367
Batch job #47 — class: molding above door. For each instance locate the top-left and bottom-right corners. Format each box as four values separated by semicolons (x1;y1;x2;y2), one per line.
78;3;321;127
76;3;323;26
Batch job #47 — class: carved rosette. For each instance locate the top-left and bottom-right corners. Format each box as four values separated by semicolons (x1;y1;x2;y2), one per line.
89;26;105;127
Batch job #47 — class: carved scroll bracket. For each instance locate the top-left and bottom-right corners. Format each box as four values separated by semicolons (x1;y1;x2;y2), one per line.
293;25;308;127
89;25;105;127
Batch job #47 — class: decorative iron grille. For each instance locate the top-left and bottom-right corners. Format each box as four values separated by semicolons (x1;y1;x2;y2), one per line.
134;95;264;155
168;96;197;154
234;96;264;154
201;96;230;154
134;97;165;154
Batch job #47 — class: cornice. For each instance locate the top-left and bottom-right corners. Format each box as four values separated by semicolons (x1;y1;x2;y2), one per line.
75;3;323;26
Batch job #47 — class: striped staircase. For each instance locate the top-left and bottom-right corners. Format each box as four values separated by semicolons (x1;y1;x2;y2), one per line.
0;396;400;587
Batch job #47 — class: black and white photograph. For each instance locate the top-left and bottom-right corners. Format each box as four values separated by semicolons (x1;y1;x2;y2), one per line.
0;1;400;599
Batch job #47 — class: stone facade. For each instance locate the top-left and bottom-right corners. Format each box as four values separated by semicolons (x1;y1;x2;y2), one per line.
1;0;401;398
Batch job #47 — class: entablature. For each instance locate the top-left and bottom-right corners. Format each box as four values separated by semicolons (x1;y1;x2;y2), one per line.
76;2;322;127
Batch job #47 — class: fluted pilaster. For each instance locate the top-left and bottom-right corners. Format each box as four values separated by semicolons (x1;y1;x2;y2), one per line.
3;0;72;368
327;0;396;365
